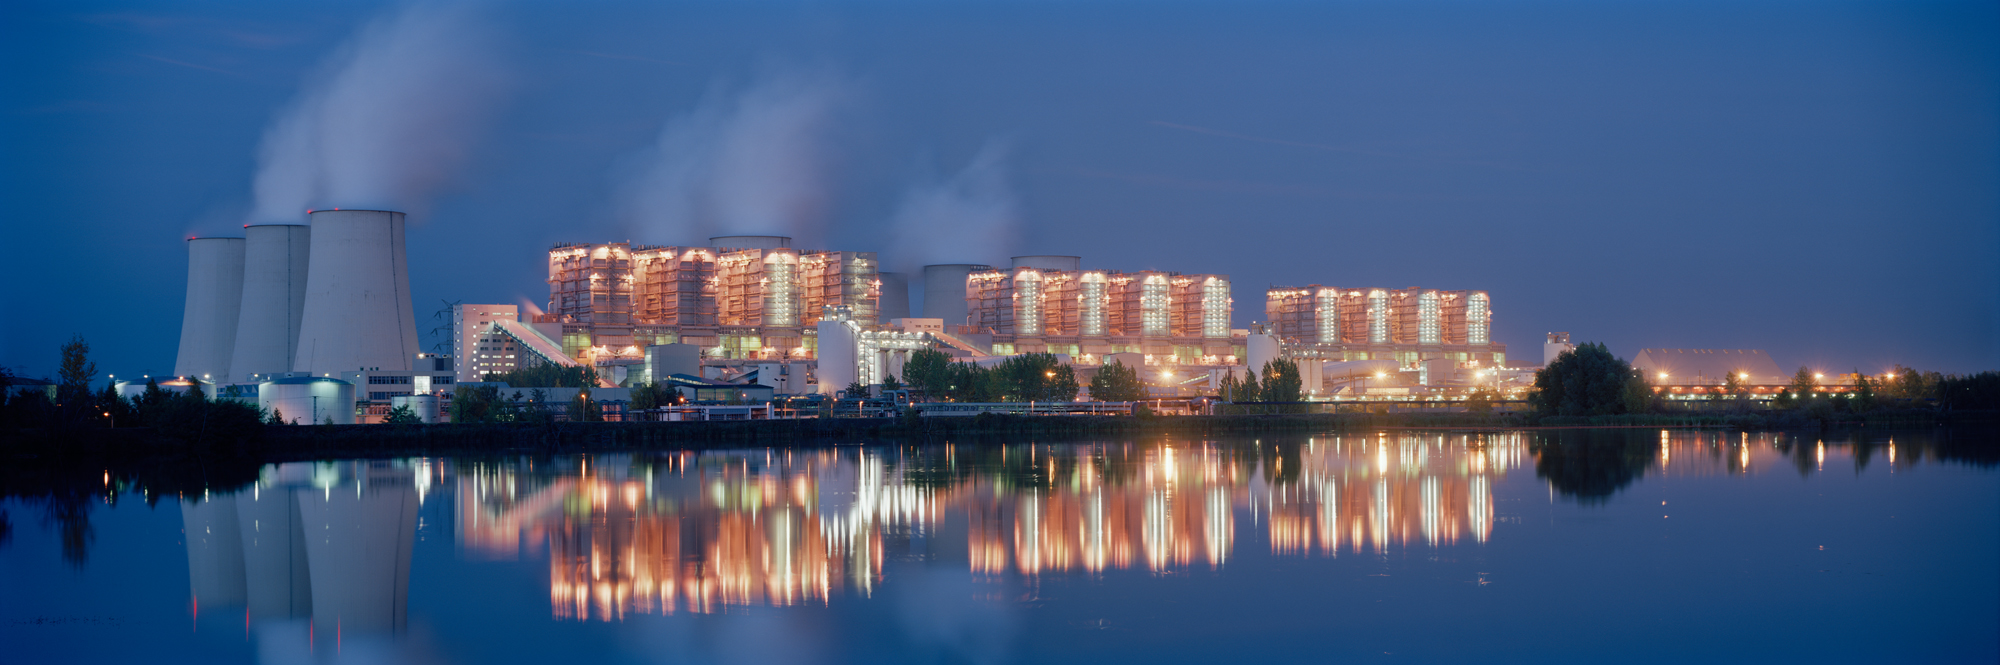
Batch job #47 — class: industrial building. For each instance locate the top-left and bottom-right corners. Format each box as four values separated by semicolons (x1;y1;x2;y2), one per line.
953;256;1239;365
542;236;880;364
1630;348;1786;386
1265;285;1505;369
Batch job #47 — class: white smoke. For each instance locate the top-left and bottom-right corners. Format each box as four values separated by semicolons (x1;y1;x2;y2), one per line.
884;139;1020;273
619;73;841;244
247;2;505;222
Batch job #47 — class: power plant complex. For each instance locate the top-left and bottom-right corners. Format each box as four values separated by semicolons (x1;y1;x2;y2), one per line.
167;212;1530;422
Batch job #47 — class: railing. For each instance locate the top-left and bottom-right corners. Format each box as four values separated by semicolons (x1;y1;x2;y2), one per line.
913;402;1135;417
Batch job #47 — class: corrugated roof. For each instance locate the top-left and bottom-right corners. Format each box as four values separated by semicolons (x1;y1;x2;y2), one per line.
1630;348;1787;385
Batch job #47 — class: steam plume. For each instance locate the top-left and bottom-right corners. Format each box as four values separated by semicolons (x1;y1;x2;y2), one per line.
884;139;1020;273
248;2;505;222
620;73;841;243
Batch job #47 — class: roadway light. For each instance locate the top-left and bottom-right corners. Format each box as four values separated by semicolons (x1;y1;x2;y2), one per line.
1658;372;1669;381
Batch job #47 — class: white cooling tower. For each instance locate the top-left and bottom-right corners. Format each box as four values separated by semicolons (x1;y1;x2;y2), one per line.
175;237;247;381
298;466;417;636
709;235;791;250
1011;255;1081;271
228;224;311;383
920;264;990;326
877;272;911;321
293;210;417;374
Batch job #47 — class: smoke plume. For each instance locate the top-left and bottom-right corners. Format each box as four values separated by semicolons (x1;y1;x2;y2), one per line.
884;139;1021;273
619;73;841;244
247;2;505;222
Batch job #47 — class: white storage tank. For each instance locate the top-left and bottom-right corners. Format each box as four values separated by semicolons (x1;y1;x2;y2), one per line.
388;394;439;423
175;237;247;382
259;376;356;425
293;210;418;375
228;223;311;383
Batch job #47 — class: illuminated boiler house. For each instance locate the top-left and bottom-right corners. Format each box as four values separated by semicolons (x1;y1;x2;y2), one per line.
957;256;1239;367
543;236;880;363
1264;285;1506;389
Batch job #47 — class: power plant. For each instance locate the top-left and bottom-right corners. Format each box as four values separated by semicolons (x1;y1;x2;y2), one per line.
166;209;1527;420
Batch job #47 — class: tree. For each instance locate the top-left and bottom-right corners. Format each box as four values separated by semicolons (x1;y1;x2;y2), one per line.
1466;388;1495;414
384;404;423;424
1047;364;1080;402
1261;359;1303;403
902;348;952;398
265;407;287;425
56;335;97;427
484;364;600;388
844;381;869;399
1218;371;1240;402
881;374;902;392
1789;367;1819;401
1622;371;1654;414
1088;360;1147;402
630;381;679;411
1851;372;1876;412
1529;342;1641;417
1238;368;1263;403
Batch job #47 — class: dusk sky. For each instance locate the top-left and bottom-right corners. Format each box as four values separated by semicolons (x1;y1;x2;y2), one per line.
3;0;1995;380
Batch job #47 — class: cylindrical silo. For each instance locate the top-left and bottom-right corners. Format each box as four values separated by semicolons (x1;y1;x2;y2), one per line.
877;272;911;321
293;210;417;375
228;224;311;383
709;235;791;250
175;237;247;381
816;314;857;395
1011;255;1081;272
920;264;990;326
388;394;439;423
1247;333;1280;373
259;376;356;425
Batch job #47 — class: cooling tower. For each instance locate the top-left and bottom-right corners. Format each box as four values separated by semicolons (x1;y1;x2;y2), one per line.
228;224;311;383
710;235;791;250
1012;255;1081;271
877;272;911;321
174;237;247;381
298;465;418;636
293;210;417;374
920;264;990;326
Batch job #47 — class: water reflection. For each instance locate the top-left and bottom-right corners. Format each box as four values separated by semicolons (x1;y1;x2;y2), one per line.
6;428;1978;640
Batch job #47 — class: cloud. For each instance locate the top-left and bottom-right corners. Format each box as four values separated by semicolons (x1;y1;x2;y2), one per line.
618;72;843;245
246;2;507;223
882;139;1021;273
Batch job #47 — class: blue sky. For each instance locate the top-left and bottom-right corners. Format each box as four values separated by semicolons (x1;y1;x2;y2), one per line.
2;0;1995;380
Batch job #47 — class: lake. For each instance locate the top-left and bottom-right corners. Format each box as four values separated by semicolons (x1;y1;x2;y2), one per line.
3;429;1995;664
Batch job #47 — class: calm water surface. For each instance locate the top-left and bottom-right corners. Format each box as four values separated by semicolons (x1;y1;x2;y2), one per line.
3;429;1996;664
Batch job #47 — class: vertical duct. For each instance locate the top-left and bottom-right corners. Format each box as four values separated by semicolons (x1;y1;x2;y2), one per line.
920;264;989;327
293;210;418;374
175;237;247;381
877;272;911;321
229;224;311;383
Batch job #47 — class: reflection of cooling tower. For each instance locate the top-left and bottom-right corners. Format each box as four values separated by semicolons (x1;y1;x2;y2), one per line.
710;235;791;250
298;468;418;636
236;488;313;620
228;224;311;383
181;496;248;609
920;264;990;326
293;210;417;374
174;237;246;381
877;272;911;321
1012;255;1081;271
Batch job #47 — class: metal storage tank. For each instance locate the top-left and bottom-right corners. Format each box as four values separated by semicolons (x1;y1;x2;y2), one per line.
709;235;791;250
815;309;858;395
228;224;311;383
292;210;418;375
1246;332;1280;374
920;264;990;326
259;376;356;425
175;237;247;382
1011;255;1081;271
388;394;439;423
877;272;911;321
